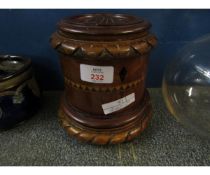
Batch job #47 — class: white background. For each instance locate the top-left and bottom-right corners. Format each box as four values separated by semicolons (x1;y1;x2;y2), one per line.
0;0;210;174
0;0;209;9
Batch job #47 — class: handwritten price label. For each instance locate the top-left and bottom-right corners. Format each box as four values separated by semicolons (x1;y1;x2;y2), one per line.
102;93;135;115
80;64;114;83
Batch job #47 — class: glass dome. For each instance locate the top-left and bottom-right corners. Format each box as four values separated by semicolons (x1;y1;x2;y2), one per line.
162;34;210;138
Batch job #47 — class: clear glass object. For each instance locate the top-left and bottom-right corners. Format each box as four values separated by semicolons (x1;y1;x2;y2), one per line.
162;34;210;138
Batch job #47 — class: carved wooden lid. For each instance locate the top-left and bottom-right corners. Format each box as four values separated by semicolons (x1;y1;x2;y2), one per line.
50;13;157;58
58;13;151;36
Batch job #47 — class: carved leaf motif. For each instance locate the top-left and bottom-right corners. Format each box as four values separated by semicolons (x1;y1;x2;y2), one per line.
72;47;84;57
98;48;113;58
50;32;157;58
70;14;135;26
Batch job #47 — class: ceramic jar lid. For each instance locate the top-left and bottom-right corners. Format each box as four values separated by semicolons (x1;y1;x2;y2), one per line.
0;55;31;82
0;55;32;91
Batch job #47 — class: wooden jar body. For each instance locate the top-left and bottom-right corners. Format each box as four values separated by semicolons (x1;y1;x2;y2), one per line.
60;54;148;115
51;14;157;144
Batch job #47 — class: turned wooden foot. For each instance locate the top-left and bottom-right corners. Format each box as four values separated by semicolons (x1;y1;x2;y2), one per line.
58;90;152;145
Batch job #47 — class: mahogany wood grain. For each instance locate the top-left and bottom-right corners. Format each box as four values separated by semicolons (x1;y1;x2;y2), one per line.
50;13;157;144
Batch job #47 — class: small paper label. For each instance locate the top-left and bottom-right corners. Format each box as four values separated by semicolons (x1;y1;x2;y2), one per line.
80;64;114;83
102;93;135;115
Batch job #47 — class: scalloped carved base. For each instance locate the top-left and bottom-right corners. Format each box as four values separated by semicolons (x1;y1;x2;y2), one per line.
58;92;152;145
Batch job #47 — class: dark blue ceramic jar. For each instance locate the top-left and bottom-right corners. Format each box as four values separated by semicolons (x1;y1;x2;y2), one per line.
0;55;40;130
